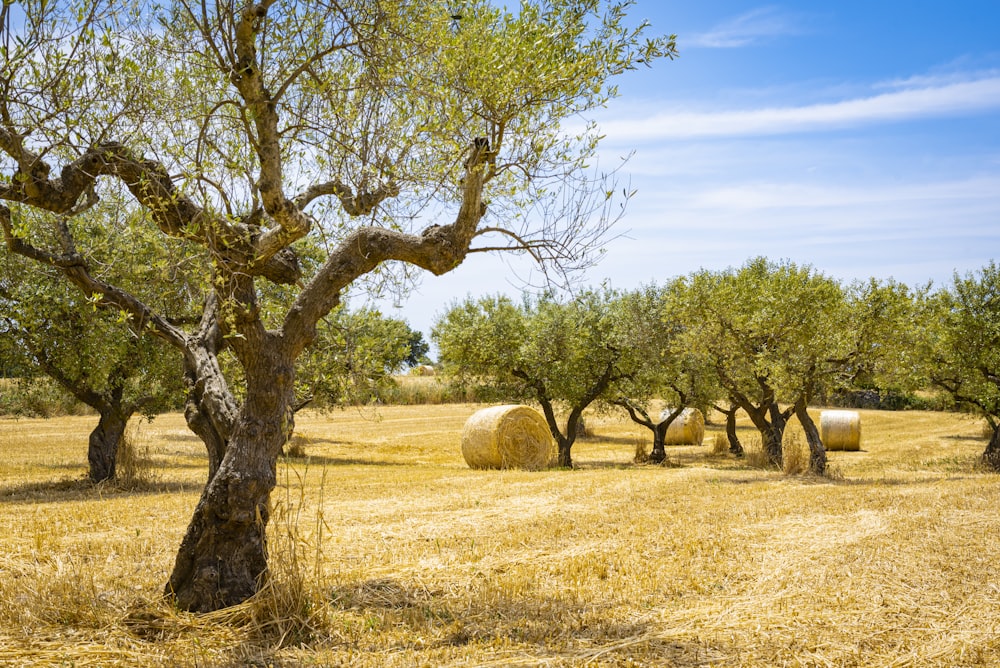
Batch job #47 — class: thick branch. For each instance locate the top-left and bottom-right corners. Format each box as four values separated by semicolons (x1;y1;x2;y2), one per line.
282;139;491;355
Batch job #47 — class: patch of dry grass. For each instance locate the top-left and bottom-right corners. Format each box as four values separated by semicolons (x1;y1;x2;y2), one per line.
0;405;998;666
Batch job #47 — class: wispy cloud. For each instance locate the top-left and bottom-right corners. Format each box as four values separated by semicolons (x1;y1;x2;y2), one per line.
687;6;801;48
598;77;1000;141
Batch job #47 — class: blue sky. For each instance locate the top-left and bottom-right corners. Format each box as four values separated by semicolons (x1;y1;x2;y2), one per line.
379;1;1000;340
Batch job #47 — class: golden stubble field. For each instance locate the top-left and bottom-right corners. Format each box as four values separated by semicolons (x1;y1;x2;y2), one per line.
0;404;997;667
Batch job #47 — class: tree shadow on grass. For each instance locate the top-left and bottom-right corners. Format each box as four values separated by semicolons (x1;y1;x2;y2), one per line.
0;476;205;504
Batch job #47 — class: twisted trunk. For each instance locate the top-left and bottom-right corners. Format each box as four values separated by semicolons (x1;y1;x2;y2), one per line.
166;336;294;612
982;425;1000;471
716;401;743;457
651;406;684;464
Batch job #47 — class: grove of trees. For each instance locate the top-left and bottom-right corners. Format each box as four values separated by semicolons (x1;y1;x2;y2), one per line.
1;0;997;622
435;257;995;477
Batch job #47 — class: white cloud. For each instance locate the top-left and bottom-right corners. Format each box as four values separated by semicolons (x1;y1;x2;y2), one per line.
687;6;801;48
597;77;1000;141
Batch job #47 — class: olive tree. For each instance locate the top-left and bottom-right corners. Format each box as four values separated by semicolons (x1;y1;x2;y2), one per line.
917;263;1000;469
294;305;416;408
0;263;184;481
0;0;674;610
681;258;847;473
837;277;926;406
0;203;196;481
611;282;721;463
434;289;638;467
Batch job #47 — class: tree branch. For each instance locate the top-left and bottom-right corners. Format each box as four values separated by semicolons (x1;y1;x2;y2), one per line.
282;138;492;355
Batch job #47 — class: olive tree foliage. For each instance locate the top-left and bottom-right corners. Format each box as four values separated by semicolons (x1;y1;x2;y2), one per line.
294;306;415;409
838;277;926;403
434;289;638;467
916;263;1000;469
0;202;196;482
610;282;721;463
0;0;674;611
679;258;847;473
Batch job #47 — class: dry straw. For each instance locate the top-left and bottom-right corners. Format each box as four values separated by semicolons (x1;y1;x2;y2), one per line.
820;409;862;451
658;407;705;446
461;405;554;470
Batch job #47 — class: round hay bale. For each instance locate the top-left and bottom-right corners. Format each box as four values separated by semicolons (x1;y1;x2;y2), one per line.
658;407;705;446
820;410;861;451
461;405;554;470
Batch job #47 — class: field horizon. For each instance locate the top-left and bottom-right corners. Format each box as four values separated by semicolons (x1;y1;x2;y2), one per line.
0;404;997;666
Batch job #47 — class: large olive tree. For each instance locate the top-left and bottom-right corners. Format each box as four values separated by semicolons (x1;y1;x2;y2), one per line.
0;0;674;610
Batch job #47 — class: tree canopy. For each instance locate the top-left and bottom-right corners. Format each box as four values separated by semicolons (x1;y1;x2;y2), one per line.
917;262;1000;468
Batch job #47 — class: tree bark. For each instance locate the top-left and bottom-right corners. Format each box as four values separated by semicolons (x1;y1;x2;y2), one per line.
650;406;684;464
737;398;789;468
793;398;826;474
87;408;129;483
982;425;1000;471
165;336;294;612
765;402;791;466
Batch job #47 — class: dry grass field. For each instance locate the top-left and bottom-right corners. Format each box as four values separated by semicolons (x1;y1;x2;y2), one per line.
0;405;998;667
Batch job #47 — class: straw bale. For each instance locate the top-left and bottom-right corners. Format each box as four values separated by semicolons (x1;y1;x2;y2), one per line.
461;405;554;470
658;407;706;446
820;410;861;451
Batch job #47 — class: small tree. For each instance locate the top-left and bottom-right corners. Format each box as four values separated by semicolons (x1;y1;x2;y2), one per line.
0;207;191;482
837;277;926;405
295;306;414;408
434;289;637;467
611;282;721;463
680;258;847;473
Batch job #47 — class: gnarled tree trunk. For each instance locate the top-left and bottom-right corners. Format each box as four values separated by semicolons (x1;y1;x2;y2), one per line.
982;424;1000;471
87;407;130;483
650;406;684;464
166;336;294;612
723;403;743;457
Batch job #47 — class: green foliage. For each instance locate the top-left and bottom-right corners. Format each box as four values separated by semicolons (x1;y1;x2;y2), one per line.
0;239;189;420
919;262;1000;424
295;306;414;408
612;280;721;421
679;257;848;405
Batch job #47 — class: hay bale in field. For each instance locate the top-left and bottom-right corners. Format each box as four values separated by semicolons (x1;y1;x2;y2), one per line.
820;410;861;451
658;407;705;446
461;405;554;470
